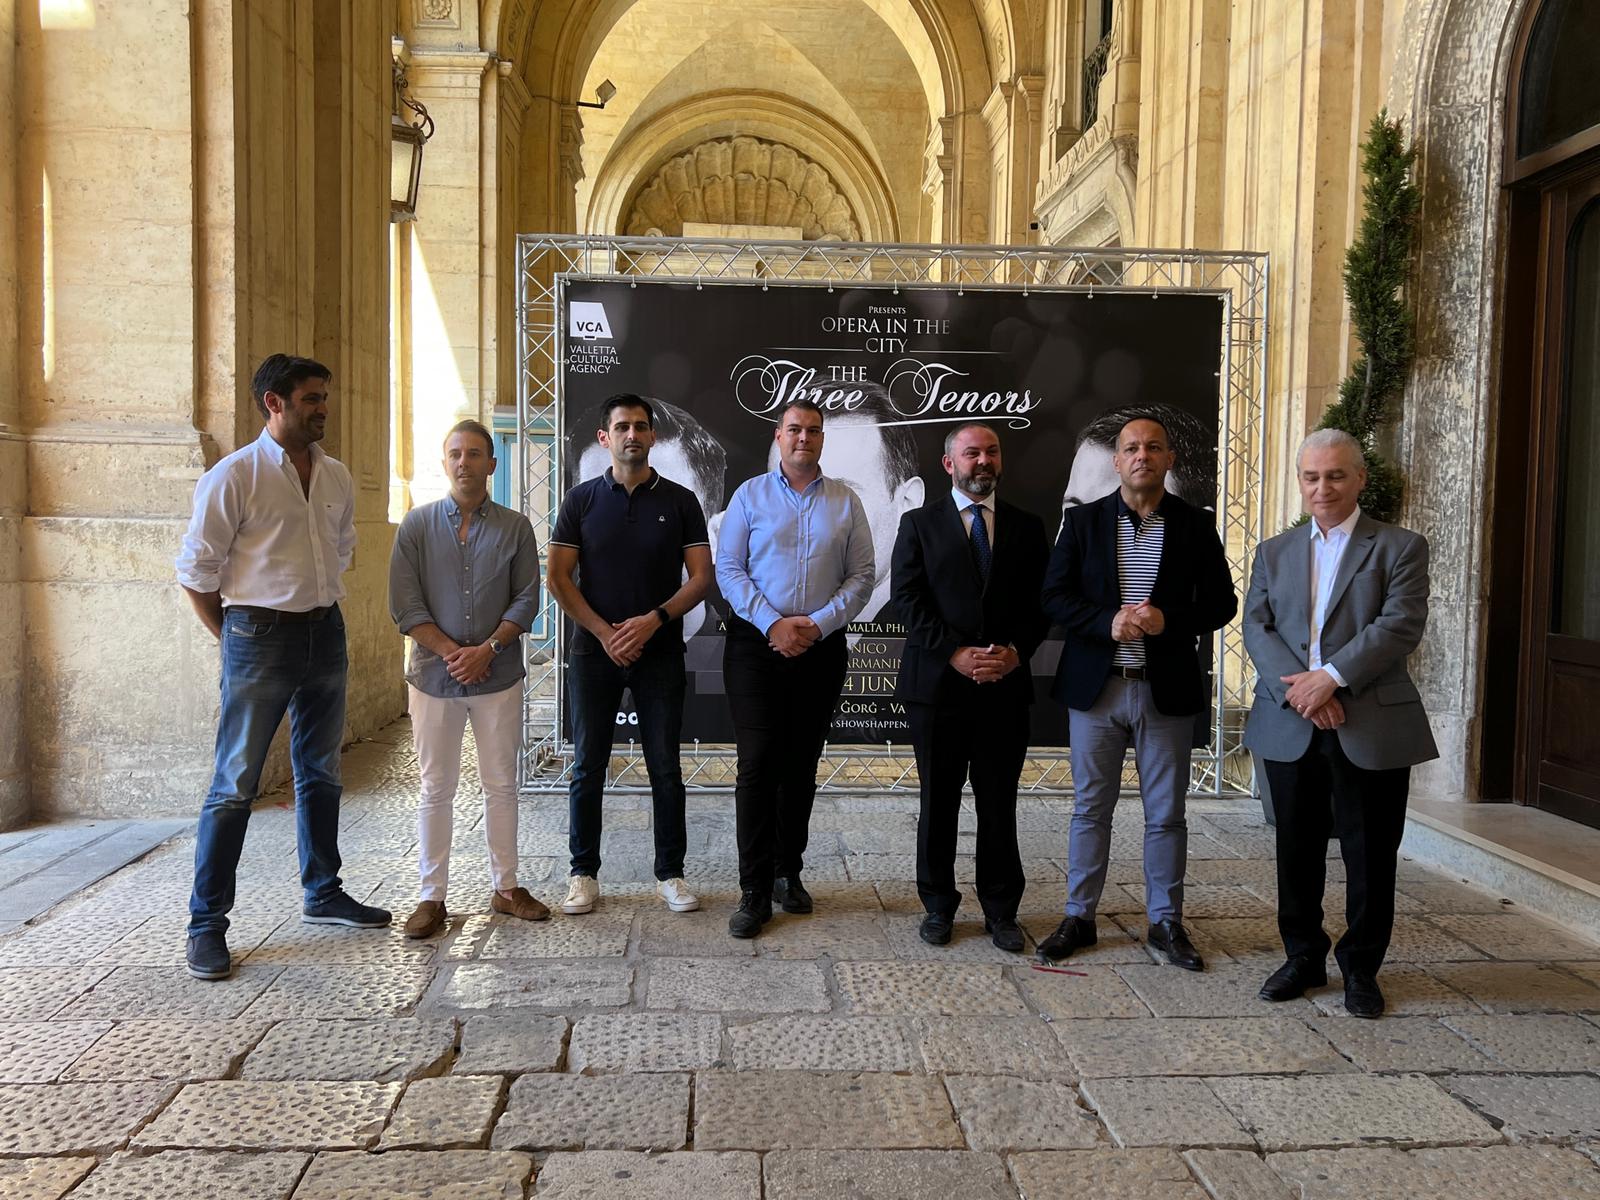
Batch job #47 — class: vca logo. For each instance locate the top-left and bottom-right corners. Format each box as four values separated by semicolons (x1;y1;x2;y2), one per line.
569;301;613;341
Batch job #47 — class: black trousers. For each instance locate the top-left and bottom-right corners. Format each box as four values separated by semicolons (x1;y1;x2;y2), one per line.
910;694;1028;922
1263;728;1411;977
723;618;848;893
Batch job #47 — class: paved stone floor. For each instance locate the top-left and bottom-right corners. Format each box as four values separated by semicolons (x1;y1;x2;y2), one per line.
4;721;1600;1198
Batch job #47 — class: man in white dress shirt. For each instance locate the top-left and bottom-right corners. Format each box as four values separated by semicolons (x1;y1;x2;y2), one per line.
175;354;391;981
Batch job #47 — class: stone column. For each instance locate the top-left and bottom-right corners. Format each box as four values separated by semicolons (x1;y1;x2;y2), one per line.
0;0;24;827
983;75;1045;247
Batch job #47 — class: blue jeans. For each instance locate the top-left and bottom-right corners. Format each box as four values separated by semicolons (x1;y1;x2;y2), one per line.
567;648;688;880
188;606;348;934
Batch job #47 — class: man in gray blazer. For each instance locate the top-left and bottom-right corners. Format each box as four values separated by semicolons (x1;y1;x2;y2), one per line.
1243;429;1437;1018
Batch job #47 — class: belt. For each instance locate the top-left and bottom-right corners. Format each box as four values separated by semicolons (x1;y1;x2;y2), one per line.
1111;665;1147;680
227;604;334;623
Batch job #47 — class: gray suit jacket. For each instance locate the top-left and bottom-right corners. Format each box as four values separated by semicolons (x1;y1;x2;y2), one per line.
1242;513;1438;771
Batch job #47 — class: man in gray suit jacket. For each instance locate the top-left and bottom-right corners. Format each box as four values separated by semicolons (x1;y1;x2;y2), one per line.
1243;429;1437;1018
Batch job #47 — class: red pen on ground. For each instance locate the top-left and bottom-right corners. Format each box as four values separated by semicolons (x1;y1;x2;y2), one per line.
1031;963;1088;976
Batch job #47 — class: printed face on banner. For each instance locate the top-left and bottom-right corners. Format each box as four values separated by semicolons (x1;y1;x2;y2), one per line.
559;280;1224;746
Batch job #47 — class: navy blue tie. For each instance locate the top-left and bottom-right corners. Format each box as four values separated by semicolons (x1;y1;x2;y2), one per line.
967;504;991;582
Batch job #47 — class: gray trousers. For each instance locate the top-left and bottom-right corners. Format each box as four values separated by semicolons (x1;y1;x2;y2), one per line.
1065;676;1194;924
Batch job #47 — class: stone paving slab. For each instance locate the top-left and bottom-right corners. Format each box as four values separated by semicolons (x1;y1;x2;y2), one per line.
243;965;433;1019
916;1016;1074;1076
243;922;436;967
1313;1015;1492;1073
636;909;758;957
645;957;830;1013
945;1075;1102;1150
1430;913;1599;961
1395;879;1517;913
1018;917;1154;964
0;1019;110;1082
490;1071;689;1151
695;1071;963;1149
1441;1012;1600;1071
0;965;113;1019
883;915;1032;963
835;962;1029;1016
1266;1144;1600;1199
537;1150;762;1199
567;1012;724;1072
454;1013;568;1073
240;1017;456;1082
133;1080;402;1151
1114;964;1312;1018
378;1074;505;1149
58;1018;269;1081
478;913;632;959
0;1081;175;1154
1445;1074;1600;1141
1017;963;1151;1019
1425;963;1600;1013
1123;883;1275;920
764;1150;1016;1200
1306;964;1482;1017
0;1157;96;1200
1207;1073;1502;1151
0;914;147;966
755;913;895;960
429;962;633;1011
68;1150;309;1200
1009;1149;1208;1200
1055;1016;1351;1077
727;1015;918;1071
58;964;282;1020
1182;1149;1295;1199
291;1150;531;1198
1081;1077;1256;1148
92;912;285;967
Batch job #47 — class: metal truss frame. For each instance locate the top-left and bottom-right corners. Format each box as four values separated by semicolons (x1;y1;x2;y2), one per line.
517;234;1268;796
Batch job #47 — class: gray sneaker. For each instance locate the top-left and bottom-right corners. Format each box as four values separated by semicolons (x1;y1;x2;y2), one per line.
303;892;392;928
186;930;232;980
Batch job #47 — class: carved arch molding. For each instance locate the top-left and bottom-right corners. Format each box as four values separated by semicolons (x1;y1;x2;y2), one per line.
624;136;861;240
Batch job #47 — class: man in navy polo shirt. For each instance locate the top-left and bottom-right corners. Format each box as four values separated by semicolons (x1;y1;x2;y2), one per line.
548;394;714;916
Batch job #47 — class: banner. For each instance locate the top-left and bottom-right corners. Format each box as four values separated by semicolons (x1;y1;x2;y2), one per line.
559;278;1224;746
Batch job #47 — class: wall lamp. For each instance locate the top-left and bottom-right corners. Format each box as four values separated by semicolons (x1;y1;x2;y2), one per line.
391;62;436;222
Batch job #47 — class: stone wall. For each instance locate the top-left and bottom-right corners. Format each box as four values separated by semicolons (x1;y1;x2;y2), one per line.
0;0;24;828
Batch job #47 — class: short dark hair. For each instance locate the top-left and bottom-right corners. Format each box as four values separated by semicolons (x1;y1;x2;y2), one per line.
444;418;495;456
1076;402;1216;505
568;395;727;512
942;421;999;458
829;381;918;485
778;398;825;427
252;354;331;419
599;393;654;429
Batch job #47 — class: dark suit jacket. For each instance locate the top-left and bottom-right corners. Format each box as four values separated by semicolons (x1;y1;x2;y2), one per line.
1042;490;1237;716
891;495;1050;707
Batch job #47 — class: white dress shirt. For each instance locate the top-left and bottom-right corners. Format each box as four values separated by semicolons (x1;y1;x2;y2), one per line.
952;487;995;547
175;427;356;611
1308;505;1361;687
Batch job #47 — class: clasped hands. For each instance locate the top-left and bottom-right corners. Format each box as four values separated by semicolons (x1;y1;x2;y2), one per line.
1111;602;1165;642
603;611;665;667
444;642;494;685
950;643;1020;684
1281;668;1345;729
767;615;821;658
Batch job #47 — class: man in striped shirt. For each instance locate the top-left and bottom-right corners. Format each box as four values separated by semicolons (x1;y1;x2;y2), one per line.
1038;416;1237;969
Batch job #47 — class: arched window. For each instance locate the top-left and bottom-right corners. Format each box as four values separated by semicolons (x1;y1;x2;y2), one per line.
1509;0;1600;179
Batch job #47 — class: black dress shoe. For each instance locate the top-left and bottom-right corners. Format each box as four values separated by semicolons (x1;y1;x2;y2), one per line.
1147;919;1204;971
773;876;813;914
985;916;1025;953
1344;972;1385;1018
1036;916;1096;961
728;889;773;939
1258;957;1328;1002
919;912;953;945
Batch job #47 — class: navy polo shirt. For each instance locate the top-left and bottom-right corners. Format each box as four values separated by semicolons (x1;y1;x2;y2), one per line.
550;468;710;657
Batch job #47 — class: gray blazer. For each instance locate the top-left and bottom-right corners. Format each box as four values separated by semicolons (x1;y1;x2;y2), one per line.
1243;513;1438;771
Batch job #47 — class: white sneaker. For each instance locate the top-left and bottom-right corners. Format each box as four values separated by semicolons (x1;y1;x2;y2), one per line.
562;875;599;915
657;877;700;913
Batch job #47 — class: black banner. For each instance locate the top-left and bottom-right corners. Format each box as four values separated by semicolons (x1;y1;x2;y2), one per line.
560;278;1223;746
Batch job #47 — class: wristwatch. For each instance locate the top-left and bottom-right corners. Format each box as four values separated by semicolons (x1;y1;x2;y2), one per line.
653;606;670;626
488;637;504;655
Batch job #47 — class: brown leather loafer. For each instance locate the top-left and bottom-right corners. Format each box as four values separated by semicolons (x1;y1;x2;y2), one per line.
491;887;551;922
403;900;446;940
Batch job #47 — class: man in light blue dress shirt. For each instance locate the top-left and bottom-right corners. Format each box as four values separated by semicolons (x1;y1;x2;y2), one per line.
715;399;875;938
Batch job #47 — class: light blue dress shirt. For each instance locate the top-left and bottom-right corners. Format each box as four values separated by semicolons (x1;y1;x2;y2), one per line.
1308;505;1360;687
715;468;875;639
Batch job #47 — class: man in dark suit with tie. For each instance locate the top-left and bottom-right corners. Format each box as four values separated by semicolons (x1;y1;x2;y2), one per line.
892;422;1050;952
1244;428;1436;1018
1038;416;1237;969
